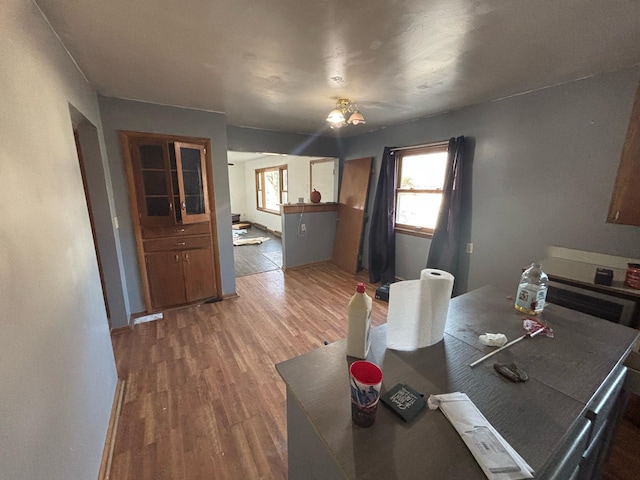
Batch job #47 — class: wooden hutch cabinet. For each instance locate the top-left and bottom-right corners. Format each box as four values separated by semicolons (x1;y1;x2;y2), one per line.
121;131;221;312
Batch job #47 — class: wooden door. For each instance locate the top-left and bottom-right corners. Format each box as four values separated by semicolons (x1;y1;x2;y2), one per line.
131;139;176;227
183;248;216;302
146;251;186;309
607;80;640;226
174;142;211;224
332;157;373;273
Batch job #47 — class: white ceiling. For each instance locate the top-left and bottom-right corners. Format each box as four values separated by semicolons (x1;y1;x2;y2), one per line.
36;0;640;136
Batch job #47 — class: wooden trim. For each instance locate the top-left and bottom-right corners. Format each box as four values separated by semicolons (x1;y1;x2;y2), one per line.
110;324;132;334
119;131;153;312
222;292;239;299
391;140;450;153
252;223;281;237
252;222;268;231
174;141;210;223
395;226;434;239
281;203;338;214
203;139;223;301
98;379;125;480
282;260;332;271
119;130;209;145
255;165;288;214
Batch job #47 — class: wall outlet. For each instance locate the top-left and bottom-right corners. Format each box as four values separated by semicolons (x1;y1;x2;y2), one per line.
298;197;304;203
113;216;119;229
301;224;306;233
466;243;473;254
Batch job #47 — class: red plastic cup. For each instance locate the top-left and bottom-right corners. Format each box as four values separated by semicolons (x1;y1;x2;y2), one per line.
349;361;383;427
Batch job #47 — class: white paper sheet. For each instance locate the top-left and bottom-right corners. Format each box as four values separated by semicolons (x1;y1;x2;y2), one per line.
428;392;534;480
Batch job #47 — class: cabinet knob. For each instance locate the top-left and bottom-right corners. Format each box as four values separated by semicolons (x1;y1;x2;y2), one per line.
175;242;186;246
174;228;185;233
174;254;180;263
181;201;186;210
184;253;189;262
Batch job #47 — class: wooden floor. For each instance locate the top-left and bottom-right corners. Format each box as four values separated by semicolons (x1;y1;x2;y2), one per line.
110;262;640;479
233;226;282;277
110;263;388;479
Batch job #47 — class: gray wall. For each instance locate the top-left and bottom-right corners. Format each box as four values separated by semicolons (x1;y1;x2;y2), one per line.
99;97;234;314
282;211;338;268
0;1;118;479
344;67;640;294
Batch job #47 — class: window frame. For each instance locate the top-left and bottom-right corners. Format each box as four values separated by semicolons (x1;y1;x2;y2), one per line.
394;141;449;238
255;164;288;215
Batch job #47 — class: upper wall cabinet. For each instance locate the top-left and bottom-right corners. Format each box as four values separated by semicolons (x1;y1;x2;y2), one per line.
128;136;210;226
608;80;640;227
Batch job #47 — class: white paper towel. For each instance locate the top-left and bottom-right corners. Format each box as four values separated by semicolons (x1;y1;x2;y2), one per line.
386;269;455;350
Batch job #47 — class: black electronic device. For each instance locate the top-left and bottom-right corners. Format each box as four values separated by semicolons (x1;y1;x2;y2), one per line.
375;283;390;302
594;268;613;286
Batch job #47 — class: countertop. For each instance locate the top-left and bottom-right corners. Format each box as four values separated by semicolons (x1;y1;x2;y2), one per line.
277;285;640;479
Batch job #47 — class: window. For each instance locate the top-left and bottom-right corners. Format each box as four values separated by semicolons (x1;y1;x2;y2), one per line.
256;165;288;214
395;142;449;237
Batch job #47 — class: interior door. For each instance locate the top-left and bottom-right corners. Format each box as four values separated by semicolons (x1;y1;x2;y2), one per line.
332;157;373;273
183;248;216;302
131;139;175;226
146;251;186;309
174;142;210;224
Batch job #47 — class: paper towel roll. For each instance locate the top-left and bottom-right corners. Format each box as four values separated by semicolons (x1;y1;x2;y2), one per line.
386;269;455;350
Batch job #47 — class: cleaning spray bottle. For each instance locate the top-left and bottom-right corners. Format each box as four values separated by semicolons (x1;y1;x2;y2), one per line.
346;283;373;358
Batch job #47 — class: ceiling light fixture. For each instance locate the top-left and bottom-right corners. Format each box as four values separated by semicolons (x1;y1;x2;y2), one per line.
326;98;366;129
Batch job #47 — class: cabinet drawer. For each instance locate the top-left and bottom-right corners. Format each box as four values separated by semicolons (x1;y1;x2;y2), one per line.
142;222;210;239
539;418;590;479
585;365;626;446
144;235;211;252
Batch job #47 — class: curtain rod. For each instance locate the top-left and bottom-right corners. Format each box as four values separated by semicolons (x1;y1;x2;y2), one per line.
390;139;449;153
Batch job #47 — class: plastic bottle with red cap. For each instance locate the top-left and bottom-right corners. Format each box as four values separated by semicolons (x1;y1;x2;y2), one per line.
346;283;373;358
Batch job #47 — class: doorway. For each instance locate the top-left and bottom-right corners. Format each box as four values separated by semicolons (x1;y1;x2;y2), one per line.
74;131;111;321
227;151;338;277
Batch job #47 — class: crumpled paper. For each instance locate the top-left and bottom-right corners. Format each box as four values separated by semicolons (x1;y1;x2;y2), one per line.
479;333;508;347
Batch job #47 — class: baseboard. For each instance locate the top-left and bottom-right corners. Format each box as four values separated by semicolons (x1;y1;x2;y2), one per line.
98;379;125;480
252;223;281;238
222;292;239;299
282;260;331;271
252;222;268;231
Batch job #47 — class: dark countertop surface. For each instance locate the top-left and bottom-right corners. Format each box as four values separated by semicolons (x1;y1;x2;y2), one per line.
277;285;640;479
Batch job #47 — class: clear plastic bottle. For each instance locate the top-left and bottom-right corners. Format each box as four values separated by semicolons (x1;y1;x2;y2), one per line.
346;283;373;359
514;263;548;315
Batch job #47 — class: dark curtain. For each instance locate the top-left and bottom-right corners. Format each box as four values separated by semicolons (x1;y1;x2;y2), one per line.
427;136;470;295
368;147;396;284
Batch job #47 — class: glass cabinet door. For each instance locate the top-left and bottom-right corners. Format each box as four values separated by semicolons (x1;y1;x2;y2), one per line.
173;142;210;224
132;140;175;226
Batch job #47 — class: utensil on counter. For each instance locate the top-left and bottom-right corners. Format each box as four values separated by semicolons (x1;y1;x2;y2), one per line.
470;318;553;368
